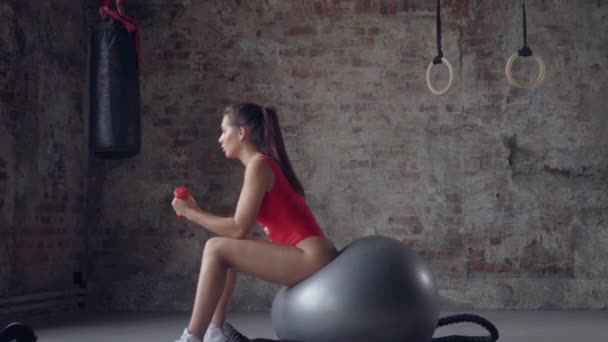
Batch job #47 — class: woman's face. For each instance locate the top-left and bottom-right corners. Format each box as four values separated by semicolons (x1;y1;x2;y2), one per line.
218;115;241;158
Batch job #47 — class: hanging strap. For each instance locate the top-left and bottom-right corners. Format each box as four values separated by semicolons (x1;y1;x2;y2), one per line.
433;0;444;65
518;0;533;57
99;0;141;73
100;0;127;20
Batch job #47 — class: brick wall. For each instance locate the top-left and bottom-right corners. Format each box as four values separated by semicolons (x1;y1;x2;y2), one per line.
75;0;608;311
0;0;87;299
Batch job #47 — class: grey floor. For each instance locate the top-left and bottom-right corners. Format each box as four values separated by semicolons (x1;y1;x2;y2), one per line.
21;310;608;342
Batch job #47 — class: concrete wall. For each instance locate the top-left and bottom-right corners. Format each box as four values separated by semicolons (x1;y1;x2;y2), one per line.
0;0;88;300
3;0;607;313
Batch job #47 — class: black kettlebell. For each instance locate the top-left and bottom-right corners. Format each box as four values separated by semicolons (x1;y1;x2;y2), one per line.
0;322;37;342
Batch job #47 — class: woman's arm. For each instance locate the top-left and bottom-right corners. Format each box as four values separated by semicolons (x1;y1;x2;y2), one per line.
177;157;272;238
182;209;241;238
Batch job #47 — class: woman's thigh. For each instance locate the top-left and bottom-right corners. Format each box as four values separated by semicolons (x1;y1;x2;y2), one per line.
205;237;320;287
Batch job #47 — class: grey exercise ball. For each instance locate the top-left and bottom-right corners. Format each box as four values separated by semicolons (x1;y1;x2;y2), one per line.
271;235;440;342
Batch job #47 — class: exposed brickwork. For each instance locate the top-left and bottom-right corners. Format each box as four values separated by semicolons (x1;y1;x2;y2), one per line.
81;0;605;311
3;0;606;312
0;0;87;299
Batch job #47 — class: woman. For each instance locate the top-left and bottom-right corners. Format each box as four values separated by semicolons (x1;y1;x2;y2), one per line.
171;103;338;342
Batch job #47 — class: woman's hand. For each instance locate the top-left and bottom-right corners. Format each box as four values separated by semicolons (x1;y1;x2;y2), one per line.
172;194;200;218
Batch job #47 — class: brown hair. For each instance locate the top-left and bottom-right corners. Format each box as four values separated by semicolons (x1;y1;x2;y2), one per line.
223;103;305;197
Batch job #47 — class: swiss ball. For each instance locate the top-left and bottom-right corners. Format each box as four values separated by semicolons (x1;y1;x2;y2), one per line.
271;235;440;342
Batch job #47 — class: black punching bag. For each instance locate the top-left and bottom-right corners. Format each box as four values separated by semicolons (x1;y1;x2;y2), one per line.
89;0;141;159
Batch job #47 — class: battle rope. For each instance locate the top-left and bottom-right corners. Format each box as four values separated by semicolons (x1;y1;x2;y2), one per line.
505;0;545;89
426;0;454;96
432;314;500;342
223;313;499;342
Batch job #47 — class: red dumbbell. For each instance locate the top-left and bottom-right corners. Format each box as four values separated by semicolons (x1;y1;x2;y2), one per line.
173;186;190;218
174;186;190;199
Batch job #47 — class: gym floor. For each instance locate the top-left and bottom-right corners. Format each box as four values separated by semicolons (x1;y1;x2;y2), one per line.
26;310;608;342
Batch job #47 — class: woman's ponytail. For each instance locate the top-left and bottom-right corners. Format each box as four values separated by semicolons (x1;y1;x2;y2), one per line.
261;106;305;197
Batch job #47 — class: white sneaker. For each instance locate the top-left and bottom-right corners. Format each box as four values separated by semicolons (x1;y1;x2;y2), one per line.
204;324;226;342
175;328;203;342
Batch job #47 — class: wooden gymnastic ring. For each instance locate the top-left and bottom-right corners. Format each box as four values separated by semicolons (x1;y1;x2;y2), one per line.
426;57;454;95
505;51;545;89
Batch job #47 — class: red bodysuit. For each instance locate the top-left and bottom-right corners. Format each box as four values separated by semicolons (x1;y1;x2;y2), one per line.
256;155;326;246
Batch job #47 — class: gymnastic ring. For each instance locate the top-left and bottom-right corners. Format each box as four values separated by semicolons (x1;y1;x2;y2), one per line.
505;51;546;89
426;57;454;96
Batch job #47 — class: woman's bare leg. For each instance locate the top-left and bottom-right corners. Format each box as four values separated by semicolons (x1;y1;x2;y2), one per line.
187;242;228;338
210;268;236;326
210;230;250;328
187;237;333;338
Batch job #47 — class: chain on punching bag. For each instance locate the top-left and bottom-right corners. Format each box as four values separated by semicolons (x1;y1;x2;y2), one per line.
89;0;141;159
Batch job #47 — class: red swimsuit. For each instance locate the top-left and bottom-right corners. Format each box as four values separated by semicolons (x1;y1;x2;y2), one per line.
256;155;326;246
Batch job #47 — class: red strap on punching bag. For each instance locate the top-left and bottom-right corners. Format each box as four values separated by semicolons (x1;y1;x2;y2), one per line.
99;0;141;73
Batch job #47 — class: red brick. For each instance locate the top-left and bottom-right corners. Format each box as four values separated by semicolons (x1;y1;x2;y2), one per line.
339;104;352;112
352;58;375;67
286;26;317;36
302;113;322;122
402;0;417;11
380;0;398;15
354;102;375;112
497;261;513;273
311;70;328;79
445;0;471;20
164;128;181;138
183;128;200;137
309;48;326;57
172;138;194;147
278;48;296;57
291;68;310;79
467;260;494;273
367;26;381;35
541;264;570;276
356;92;375;100
477;70;499;81
238;61;255;69
176;51;190;59
355;0;375;14
358;37;375;46
490;237;502;245
437;250;462;260
313;1;324;16
38;202;67;212
350;26;366;36
467;248;486;260
388;215;424;233
157;50;174;61
153;118;173;127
